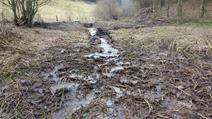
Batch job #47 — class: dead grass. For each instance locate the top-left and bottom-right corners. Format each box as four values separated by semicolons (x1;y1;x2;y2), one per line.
1;25;212;119
112;26;212;58
0;24;88;84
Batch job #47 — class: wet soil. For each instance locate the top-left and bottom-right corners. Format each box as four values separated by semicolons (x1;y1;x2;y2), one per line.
0;27;211;119
34;18;168;31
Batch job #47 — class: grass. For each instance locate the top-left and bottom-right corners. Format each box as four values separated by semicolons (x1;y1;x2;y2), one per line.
112;26;212;58
182;21;212;28
0;24;88;85
37;0;96;21
0;0;96;21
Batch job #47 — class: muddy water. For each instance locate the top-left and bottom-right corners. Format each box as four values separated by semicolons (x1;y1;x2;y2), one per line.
41;27;129;119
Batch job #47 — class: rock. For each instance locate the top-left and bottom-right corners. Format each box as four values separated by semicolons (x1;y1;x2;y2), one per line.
61;49;66;54
110;66;124;74
106;100;114;108
113;87;124;98
90;36;101;45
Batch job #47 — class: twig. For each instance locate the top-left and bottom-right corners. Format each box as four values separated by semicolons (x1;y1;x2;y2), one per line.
196;112;210;119
144;98;153;114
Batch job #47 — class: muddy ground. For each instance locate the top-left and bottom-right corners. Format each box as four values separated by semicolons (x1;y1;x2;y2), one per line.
0;23;212;119
33;17;168;31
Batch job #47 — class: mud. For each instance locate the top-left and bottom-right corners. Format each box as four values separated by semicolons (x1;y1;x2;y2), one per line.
0;26;211;119
34;18;168;31
39;27;212;118
38;27;130;119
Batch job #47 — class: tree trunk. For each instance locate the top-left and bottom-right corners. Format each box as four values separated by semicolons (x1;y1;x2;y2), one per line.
2;0;49;26
200;0;206;18
158;0;162;11
177;0;183;23
166;0;170;17
153;0;157;18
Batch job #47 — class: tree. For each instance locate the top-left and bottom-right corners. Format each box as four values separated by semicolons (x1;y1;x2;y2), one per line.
200;0;206;18
177;0;183;23
153;0;158;17
94;0;121;20
165;0;170;17
1;0;50;26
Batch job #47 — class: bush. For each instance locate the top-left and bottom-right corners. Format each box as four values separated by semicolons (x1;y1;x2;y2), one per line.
1;0;50;26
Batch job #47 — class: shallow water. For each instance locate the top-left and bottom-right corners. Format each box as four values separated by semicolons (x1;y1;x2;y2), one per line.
40;27;130;119
52;92;96;119
88;28;98;36
86;29;119;59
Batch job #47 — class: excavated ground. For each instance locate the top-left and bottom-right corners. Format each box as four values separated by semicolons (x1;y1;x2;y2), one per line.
0;24;212;119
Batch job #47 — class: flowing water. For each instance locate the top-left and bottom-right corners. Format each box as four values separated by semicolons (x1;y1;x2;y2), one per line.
41;27;130;119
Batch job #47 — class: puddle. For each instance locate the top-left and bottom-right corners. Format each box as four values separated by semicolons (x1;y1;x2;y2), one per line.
52;92;96;119
50;82;79;95
105;99;126;119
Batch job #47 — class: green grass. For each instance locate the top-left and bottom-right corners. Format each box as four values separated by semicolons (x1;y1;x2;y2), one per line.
37;0;96;21
0;0;96;21
182;21;212;28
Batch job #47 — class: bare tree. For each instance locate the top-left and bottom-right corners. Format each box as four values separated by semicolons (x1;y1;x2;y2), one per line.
200;0;206;18
158;0;162;11
1;0;50;26
177;0;183;23
94;0;121;20
165;0;170;17
153;0;158;18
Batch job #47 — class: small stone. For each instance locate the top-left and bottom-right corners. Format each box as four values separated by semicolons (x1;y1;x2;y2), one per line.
106;100;114;108
61;49;66;54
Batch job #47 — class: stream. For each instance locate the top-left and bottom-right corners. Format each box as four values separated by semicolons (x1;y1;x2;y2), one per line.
41;27;130;119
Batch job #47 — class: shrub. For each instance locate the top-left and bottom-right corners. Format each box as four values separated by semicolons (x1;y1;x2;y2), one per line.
1;0;50;26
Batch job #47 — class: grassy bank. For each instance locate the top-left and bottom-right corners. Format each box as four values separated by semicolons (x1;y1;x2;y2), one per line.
112;26;212;59
0;0;96;22
38;0;96;21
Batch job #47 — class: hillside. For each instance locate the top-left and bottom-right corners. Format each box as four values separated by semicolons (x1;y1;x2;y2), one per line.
0;0;96;21
39;0;96;21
